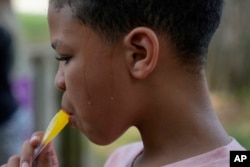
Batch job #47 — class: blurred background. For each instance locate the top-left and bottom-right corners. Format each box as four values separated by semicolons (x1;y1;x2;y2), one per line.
0;0;249;166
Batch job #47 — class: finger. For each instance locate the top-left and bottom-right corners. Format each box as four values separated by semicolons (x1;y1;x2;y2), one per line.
19;139;35;167
0;164;7;167
30;135;42;148
30;132;44;147
17;132;43;167
7;155;20;167
36;142;59;167
31;131;44;139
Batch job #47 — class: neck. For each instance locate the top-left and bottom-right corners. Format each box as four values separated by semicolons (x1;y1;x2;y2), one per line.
134;73;230;166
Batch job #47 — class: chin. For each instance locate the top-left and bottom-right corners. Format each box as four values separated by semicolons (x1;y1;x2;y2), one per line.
84;131;120;146
79;124;124;146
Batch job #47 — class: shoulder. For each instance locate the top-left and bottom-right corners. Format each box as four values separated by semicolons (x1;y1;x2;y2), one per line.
104;141;143;167
163;138;245;167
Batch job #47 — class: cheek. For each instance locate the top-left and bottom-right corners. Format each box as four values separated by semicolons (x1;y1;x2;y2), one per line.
84;57;115;104
64;58;114;118
63;53;131;144
63;62;89;112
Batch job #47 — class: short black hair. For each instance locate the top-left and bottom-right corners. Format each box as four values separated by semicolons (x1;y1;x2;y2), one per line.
49;0;223;66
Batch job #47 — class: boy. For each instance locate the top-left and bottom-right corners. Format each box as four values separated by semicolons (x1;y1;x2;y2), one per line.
2;0;245;167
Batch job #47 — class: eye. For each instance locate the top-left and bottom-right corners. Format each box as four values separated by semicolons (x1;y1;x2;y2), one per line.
56;55;72;65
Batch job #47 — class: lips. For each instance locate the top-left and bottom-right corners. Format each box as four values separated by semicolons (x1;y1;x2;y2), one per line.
61;108;72;115
61;108;77;128
68;114;77;128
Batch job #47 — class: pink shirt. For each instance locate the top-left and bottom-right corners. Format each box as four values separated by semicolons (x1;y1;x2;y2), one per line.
104;138;245;167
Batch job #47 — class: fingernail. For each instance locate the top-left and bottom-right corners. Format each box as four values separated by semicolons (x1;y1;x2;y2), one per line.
21;162;29;167
30;135;39;142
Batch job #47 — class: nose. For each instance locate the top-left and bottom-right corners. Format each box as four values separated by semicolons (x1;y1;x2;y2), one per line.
54;64;66;91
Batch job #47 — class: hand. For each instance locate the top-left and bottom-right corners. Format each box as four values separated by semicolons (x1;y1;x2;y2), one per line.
0;132;59;167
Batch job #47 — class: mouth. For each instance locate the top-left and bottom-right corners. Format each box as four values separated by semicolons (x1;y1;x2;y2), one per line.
68;114;77;128
61;108;77;128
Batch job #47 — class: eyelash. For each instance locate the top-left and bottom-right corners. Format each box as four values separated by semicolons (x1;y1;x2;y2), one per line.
56;56;72;64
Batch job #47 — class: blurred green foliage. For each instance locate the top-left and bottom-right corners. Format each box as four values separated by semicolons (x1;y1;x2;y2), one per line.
17;14;49;42
227;94;250;149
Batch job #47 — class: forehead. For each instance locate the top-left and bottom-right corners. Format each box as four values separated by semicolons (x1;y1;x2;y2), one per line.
48;4;81;36
48;4;98;51
48;3;76;29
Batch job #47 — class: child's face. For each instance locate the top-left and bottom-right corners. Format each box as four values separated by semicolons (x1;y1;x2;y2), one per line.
48;4;137;145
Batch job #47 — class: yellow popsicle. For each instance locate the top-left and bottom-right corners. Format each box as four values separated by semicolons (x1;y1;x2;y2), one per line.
42;109;69;145
32;109;69;162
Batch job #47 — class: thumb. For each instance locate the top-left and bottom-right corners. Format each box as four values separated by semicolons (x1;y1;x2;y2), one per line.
33;143;59;167
33;142;59;167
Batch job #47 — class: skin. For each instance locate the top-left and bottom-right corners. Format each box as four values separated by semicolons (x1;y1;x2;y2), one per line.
2;3;231;167
50;6;135;145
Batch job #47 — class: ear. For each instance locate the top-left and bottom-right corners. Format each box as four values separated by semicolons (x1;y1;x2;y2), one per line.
124;27;159;79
